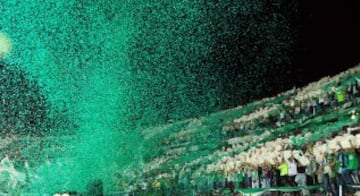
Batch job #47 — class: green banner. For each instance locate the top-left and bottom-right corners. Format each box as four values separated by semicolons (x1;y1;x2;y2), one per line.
236;185;322;195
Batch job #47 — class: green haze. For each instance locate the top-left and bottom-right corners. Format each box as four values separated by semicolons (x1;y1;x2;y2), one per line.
0;0;299;193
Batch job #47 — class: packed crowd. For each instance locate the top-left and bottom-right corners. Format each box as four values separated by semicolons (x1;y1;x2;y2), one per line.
209;127;360;196
224;74;360;138
133;68;360;195
205;71;360;195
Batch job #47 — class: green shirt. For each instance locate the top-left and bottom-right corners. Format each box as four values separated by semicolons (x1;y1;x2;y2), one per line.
210;173;217;183
347;152;359;170
335;90;345;102
277;163;288;176
237;172;244;182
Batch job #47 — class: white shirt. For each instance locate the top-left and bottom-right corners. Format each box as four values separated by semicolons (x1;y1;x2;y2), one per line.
287;159;298;176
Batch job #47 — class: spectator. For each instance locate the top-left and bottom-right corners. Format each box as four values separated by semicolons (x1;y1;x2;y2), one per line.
336;149;354;194
210;172;218;190
236;168;245;189
346;148;360;184
348;80;359;101
305;154;317;186
262;165;271;188
318;96;325;112
277;159;288;186
251;167;260;188
322;152;336;196
310;98;317;115
356;148;360;184
271;165;280;187
334;84;346;105
316;155;324;185
295;165;308;196
286;157;298;186
244;166;252;188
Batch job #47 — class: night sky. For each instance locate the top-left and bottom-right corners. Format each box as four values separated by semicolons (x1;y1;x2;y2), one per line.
294;0;360;85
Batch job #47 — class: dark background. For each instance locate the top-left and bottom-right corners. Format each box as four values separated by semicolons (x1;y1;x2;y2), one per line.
294;0;360;85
